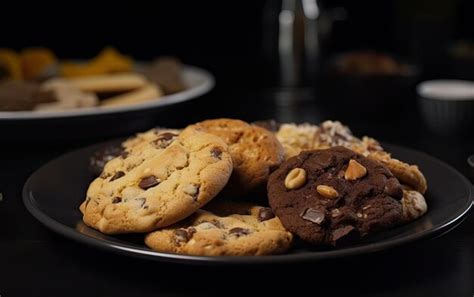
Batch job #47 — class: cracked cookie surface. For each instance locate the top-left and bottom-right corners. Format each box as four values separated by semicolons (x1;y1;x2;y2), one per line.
80;126;233;234
190;118;285;195
268;146;403;246
145;203;293;256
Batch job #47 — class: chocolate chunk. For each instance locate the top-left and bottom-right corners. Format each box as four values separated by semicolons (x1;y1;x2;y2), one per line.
175;229;192;243
384;178;403;199
152;133;177;149
112;197;122;204
88;144;124;176
301;208;325;225
331;225;360;246
211;219;225;228
84;197;91;208
139;176;160;190
315;154;335;168
229;227;251;237
188;227;196;236
110;171;125;181
336;211;359;225
120;150;129;158
210;147;222;159
157;132;178;140
258;207;275;222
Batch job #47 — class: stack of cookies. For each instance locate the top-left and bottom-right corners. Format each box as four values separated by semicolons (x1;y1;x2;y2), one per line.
81;119;428;256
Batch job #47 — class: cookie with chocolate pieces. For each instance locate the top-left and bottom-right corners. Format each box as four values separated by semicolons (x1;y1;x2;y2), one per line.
145;203;292;256
268;146;403;246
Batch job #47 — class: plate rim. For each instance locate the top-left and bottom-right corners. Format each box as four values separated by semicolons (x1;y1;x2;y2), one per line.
0;65;214;120
22;143;474;265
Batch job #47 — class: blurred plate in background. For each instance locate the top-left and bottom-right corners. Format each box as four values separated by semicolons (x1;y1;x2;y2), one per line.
0;66;214;141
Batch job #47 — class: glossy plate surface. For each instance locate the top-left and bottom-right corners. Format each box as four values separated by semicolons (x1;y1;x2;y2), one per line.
23;142;473;264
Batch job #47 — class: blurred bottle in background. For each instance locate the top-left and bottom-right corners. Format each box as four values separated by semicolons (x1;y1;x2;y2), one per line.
263;0;346;88
261;0;346;122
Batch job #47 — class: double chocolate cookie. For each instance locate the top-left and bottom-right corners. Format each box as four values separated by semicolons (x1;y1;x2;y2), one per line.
268;146;403;246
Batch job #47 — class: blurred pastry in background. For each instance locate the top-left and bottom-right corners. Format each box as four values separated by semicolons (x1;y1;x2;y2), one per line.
34;78;98;111
101;84;162;107
66;72;161;107
20;48;57;81
334;50;411;76
68;73;148;94
0;80;45;111
142;57;186;94
0;48;23;80
60;47;133;78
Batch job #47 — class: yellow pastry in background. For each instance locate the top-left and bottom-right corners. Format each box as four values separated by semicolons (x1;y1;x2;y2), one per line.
0;48;22;80
60;47;133;77
100;84;162;107
20;47;57;80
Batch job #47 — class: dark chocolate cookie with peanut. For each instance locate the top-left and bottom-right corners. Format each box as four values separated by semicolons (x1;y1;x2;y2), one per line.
80;126;233;234
268;146;403;246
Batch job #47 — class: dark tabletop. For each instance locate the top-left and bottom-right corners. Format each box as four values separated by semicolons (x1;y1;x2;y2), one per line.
1;84;473;297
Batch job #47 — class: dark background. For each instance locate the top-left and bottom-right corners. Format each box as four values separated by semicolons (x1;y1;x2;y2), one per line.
1;1;474;296
2;0;474;86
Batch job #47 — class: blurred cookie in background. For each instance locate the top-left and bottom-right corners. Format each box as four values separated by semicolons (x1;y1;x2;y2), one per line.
20;48;57;81
60;47;133;78
141;57;186;95
0;48;22;80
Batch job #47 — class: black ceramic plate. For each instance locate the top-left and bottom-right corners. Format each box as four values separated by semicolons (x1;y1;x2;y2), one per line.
23;142;473;265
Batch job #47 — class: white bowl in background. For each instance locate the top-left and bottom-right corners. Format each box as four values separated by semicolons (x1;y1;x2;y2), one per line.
417;80;474;134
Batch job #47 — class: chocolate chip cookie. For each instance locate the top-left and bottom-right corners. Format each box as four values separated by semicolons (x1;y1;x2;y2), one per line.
190;119;285;195
145;203;293;256
88;127;181;176
80;126;233;234
268;146;403;246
